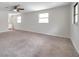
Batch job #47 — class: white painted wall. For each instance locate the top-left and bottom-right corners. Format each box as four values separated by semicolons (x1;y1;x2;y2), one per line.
0;11;8;33
70;3;79;54
14;5;71;38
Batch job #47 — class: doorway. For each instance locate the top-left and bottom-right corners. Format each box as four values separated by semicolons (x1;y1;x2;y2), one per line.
8;13;21;31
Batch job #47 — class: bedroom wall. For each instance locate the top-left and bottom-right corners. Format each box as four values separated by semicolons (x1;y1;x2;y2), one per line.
14;5;71;38
0;11;8;33
70;2;79;54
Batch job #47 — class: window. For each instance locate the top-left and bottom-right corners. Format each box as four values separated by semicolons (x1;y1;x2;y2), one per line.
17;15;21;23
38;13;49;23
74;2;78;24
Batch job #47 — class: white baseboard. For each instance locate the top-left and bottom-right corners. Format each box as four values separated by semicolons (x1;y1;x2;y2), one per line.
16;29;70;39
0;30;9;33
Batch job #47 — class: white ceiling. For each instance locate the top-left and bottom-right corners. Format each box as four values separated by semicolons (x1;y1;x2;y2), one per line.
0;2;72;13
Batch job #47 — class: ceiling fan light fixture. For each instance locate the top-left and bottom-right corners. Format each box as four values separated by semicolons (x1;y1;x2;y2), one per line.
13;9;17;12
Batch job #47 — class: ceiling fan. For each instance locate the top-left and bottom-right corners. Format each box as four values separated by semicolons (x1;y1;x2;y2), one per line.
6;4;24;12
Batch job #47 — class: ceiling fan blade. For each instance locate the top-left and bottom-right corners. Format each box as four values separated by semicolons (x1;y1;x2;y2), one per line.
18;8;24;10
7;8;14;11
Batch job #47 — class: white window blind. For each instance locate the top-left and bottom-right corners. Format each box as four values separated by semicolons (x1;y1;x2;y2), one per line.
38;13;49;23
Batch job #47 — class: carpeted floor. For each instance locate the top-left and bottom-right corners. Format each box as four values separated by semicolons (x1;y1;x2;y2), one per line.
0;30;79;57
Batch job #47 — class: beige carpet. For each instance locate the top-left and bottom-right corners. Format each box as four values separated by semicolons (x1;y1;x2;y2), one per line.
0;30;79;57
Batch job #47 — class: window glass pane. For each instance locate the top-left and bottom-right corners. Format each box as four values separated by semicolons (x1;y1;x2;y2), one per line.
39;18;48;23
75;4;78;14
75;15;78;23
17;19;21;23
39;13;48;18
17;16;21;20
17;16;21;23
